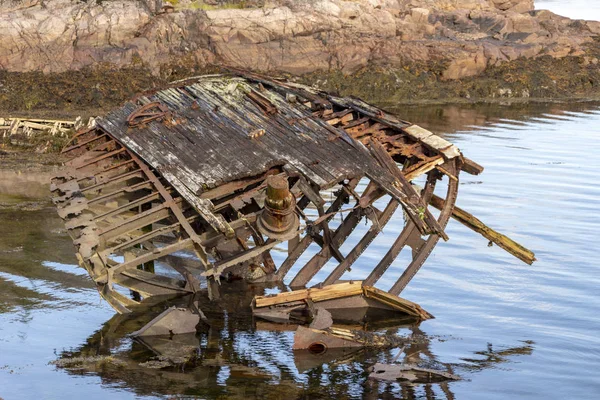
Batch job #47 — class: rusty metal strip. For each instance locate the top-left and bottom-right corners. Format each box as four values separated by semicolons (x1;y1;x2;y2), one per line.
127;102;170;127
388;159;460;295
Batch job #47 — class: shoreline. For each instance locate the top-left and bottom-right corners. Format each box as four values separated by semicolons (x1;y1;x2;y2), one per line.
2;55;600;118
3;1;600;116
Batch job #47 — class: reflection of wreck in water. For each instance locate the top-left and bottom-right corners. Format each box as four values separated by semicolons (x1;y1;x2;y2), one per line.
53;282;535;399
50;69;534;318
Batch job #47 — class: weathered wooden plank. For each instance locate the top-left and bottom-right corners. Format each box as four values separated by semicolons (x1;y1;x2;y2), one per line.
403;156;445;181
289;206;362;288
363;286;433;320
368;139;448;240
461;156;484;175
62;133;108;153
202;239;280;278
87;180;152;205
105;238;194;279
273;179;358;281
429;194;536;264
104;221;184;255
99;200;182;241
93;192;160;221
119;269;190;292
254;281;364;308
112;269;190;297
74;148;127;169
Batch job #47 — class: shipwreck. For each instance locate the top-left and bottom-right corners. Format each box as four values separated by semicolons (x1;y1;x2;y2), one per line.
50;70;535;338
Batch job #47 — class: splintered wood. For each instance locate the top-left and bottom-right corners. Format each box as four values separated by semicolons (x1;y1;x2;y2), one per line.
254;282;364;308
429;194;536;264
51;71;536;318
253;282;434;322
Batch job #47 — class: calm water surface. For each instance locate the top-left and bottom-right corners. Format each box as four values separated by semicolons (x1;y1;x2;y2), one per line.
1;101;599;399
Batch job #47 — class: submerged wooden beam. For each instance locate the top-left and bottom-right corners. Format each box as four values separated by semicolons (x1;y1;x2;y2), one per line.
429;194;536;265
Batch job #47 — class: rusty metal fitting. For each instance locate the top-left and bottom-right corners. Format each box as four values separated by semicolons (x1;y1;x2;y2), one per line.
257;175;299;240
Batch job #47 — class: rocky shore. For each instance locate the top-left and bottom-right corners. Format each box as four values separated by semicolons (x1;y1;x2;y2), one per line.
1;0;600;112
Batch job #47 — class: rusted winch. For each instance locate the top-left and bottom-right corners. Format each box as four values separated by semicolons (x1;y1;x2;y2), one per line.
257;175;299;240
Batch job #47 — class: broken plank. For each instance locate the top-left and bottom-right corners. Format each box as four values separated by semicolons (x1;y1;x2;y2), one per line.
254;281;364;308
461;156;484;175
429;194;536;264
363;286;434;320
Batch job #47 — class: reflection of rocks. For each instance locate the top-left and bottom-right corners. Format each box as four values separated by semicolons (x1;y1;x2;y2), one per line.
393;101;600;134
0;0;599;94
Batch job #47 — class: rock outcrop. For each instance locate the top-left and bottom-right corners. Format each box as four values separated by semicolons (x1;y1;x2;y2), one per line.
1;0;600;108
